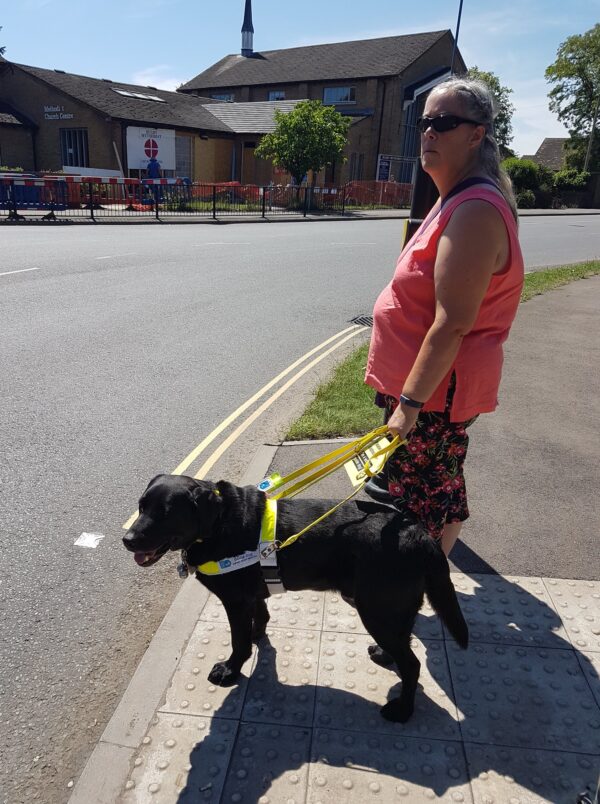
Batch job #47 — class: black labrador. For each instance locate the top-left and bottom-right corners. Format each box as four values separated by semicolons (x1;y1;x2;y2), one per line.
123;474;468;722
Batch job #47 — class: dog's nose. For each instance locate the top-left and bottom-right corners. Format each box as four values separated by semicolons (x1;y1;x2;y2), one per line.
122;532;137;550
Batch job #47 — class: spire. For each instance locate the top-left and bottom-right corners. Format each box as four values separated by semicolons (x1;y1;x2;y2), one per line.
241;0;254;57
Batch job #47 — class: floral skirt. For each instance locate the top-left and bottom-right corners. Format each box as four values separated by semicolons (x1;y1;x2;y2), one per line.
378;379;477;540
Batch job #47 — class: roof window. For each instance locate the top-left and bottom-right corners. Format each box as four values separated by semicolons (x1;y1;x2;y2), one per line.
111;88;166;103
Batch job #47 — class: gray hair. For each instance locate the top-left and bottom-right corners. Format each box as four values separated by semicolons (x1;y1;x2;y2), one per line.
428;77;518;223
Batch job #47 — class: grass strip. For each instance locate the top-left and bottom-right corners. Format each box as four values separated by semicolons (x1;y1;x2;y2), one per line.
286;260;600;440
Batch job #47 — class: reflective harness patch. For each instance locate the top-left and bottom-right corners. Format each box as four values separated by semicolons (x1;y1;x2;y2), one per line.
195;498;283;591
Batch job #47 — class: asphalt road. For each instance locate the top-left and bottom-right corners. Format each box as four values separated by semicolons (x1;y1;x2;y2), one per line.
0;216;598;804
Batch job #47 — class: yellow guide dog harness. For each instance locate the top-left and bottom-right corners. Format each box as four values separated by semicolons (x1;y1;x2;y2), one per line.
188;427;403;592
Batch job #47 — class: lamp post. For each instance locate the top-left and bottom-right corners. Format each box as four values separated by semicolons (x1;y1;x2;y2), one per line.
450;0;464;75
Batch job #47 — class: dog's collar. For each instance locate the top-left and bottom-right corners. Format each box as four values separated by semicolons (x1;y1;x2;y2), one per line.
183;497;278;577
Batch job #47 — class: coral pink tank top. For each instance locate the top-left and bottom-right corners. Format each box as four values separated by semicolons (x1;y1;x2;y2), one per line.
365;185;524;422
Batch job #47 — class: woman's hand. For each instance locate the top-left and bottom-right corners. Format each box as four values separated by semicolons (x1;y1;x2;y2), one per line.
386;402;420;440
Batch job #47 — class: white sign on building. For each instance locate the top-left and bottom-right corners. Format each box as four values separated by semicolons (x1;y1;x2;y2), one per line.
126;126;176;171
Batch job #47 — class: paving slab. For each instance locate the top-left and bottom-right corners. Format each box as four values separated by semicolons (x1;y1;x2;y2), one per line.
308;729;473;803
243;626;320;727
120;714;237;803
543;578;600;652
452;574;569;648
221;722;311;803
160;622;254;720
464;743;598;804
447;641;600;753
315;633;460;740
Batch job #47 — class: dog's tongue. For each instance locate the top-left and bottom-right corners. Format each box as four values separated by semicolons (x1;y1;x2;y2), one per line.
134;551;151;566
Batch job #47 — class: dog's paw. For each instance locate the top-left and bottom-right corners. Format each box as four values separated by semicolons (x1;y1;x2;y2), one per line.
207;662;240;687
367;644;395;667
380;698;414;723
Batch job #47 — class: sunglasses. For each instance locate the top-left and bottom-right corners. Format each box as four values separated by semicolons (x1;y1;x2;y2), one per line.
417;114;483;134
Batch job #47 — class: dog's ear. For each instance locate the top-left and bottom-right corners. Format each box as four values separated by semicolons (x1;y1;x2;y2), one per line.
190;482;223;536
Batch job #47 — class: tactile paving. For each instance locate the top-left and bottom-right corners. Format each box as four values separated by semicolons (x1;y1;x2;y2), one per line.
242;627;320;726
324;592;443;640
120;714;237;803
464;742;598;804
220;722;311;803
315;633;460;739
201;591;326;631
447;641;600;752
266;591;325;630
543;578;600;651
160;622;254;719
307;728;473;803
451;574;569;648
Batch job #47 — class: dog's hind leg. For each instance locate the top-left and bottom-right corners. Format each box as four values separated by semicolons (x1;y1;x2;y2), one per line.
356;605;420;723
208;599;254;687
252;596;270;641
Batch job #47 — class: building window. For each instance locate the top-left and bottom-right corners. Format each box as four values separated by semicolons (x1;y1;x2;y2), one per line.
60;128;89;167
211;93;234;102
268;90;285;101
175;135;192;178
323;86;355;105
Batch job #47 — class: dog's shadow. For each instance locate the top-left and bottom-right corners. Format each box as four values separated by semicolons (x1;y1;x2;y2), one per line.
176;634;460;802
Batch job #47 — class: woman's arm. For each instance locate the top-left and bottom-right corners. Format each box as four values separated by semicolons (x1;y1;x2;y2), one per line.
387;199;508;437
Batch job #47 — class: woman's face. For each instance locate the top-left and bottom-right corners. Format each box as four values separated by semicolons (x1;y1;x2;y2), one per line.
420;90;484;175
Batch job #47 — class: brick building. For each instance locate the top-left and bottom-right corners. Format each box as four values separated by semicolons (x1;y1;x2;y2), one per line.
179;6;465;183
0;59;304;181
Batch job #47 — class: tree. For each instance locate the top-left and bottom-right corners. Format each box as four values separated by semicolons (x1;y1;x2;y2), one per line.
466;67;515;154
545;24;600;171
255;100;350;186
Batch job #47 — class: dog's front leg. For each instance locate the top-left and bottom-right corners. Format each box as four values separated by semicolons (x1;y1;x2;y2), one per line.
207;600;253;687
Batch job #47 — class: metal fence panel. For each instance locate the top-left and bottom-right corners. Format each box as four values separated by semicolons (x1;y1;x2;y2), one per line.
0;178;411;222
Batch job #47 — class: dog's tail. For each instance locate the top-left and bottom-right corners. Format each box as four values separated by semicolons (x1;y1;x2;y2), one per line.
424;543;468;649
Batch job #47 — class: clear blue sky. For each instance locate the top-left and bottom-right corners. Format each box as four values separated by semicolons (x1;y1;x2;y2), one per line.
2;0;599;155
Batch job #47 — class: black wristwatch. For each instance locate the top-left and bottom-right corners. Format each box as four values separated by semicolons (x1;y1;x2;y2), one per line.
399;394;424;409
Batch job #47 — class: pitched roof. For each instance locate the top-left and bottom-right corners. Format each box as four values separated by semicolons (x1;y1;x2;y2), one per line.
13;63;234;133
203;99;303;133
180;30;450;91
531;137;568;171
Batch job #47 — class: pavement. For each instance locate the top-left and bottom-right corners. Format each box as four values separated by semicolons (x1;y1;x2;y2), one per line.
69;277;600;804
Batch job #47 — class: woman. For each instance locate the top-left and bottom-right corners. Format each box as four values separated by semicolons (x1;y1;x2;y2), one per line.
365;77;524;558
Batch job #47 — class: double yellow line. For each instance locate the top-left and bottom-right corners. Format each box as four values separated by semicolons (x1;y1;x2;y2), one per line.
123;324;367;529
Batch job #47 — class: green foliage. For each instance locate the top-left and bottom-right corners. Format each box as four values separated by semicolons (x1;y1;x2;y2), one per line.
501;158;540;192
502;158;574;208
466;67;515;149
553;168;590;191
545;24;600;171
515;189;536;208
255;100;350;185
564;134;600;171
0;165;23;172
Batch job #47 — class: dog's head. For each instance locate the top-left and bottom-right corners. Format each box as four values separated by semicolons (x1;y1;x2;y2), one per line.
122;474;264;568
122;474;223;567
